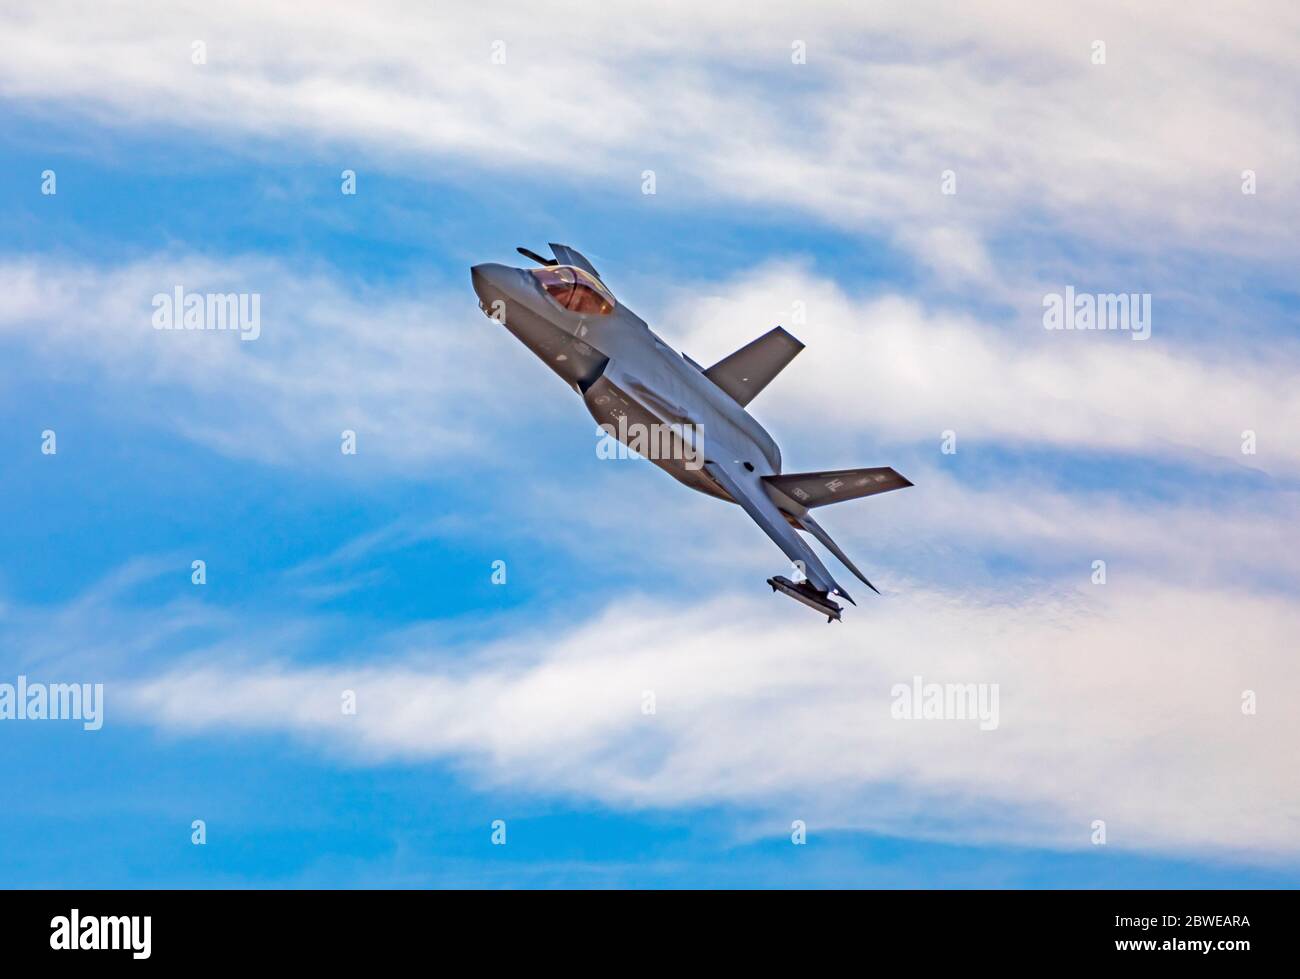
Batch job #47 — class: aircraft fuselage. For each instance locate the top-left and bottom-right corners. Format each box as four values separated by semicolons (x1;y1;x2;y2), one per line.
470;262;781;501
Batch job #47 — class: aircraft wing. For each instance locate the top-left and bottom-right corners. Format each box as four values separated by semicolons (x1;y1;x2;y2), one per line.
704;327;804;407
704;460;853;604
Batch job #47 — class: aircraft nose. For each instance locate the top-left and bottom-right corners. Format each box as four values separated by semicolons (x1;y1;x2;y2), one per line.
470;262;512;304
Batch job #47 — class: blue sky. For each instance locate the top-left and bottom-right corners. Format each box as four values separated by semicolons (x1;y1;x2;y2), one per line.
1;2;1298;887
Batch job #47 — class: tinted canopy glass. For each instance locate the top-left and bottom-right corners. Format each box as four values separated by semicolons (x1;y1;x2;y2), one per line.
531;265;615;315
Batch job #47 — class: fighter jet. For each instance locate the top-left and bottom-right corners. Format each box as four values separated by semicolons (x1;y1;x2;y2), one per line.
470;244;912;621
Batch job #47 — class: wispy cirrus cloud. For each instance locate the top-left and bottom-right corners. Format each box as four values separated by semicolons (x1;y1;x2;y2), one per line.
4;0;1298;891
0;254;551;467
16;570;1288;862
6;255;1297;479
669;264;1300;474
3;1;1296;277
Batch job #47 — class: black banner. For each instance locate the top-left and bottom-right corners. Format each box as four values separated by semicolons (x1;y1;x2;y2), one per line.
0;888;1288;966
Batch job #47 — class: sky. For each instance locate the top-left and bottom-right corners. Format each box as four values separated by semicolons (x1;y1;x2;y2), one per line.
1;1;1298;888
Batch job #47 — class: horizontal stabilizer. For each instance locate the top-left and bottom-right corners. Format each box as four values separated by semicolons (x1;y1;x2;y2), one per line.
704;327;804;407
763;467;912;508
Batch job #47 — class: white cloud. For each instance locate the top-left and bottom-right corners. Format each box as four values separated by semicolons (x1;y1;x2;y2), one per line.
5;2;1298;877
501;453;1300;602
3;1;1296;276
0;254;554;467
116;580;1300;860
667;263;1300;473
8;254;1297;480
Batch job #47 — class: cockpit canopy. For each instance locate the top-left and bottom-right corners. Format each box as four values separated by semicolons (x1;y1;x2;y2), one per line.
531;265;615;315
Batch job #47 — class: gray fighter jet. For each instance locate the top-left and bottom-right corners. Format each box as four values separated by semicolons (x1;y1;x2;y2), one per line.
470;244;912;621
